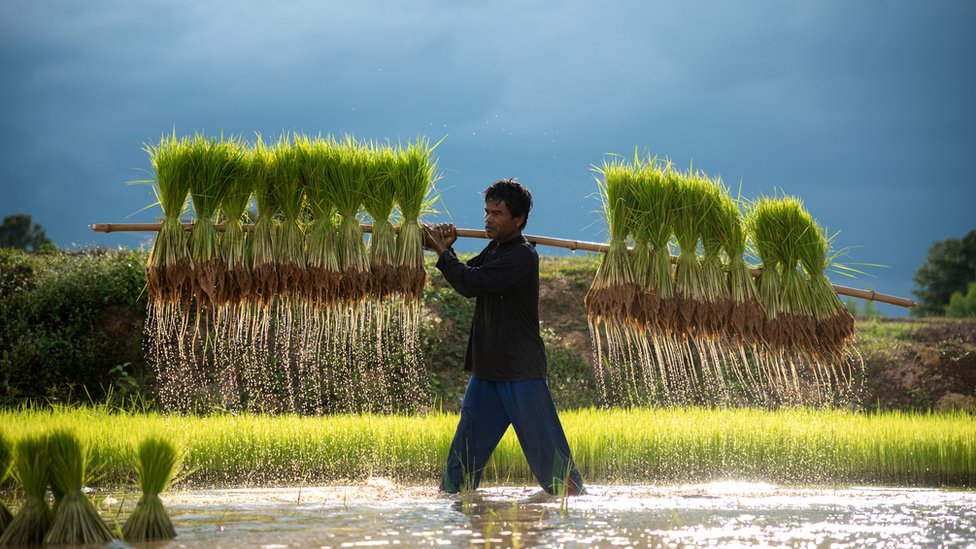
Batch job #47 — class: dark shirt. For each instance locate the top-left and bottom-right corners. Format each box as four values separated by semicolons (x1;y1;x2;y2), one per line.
435;235;548;381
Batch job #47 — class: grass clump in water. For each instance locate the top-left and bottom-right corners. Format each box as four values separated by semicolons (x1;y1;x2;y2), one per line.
121;436;183;542
43;430;113;545
0;435;52;545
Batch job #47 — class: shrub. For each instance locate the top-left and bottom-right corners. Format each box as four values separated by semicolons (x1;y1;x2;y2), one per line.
0;248;148;405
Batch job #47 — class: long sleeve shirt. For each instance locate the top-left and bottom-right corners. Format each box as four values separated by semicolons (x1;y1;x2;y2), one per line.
434;235;548;381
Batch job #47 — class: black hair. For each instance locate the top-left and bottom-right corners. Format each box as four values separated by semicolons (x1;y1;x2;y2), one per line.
483;178;532;229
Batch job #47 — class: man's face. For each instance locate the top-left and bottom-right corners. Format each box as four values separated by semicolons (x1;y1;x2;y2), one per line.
484;199;524;242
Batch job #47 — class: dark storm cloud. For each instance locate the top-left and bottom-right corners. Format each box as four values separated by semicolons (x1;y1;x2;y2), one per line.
1;0;973;316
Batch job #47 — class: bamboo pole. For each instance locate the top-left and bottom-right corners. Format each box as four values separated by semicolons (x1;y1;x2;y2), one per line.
88;222;916;308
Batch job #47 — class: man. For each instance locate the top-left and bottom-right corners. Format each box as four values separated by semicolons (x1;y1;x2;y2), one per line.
424;178;584;495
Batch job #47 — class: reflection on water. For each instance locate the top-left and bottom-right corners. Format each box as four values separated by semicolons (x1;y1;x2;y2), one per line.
110;480;976;547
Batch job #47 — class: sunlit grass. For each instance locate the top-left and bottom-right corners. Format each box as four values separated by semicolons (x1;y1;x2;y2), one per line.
0;406;971;489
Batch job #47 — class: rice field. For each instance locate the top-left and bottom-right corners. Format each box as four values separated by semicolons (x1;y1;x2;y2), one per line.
1;406;972;489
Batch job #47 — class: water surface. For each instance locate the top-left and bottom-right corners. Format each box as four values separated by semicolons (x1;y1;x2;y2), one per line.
112;480;976;547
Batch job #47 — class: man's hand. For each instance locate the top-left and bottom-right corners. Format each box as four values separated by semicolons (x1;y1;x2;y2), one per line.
423;223;457;255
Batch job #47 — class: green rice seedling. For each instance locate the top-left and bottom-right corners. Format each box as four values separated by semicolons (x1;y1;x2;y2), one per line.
747;196;818;353
697;174;734;338
721;191;764;345
218;147;254;305
363;143;399;299
584;156;640;324
121;436;183;542
629;158;677;333
584;157;645;404
671;168;710;335
44;430;113;545
249;136;278;305
271;135;308;297
4;405;973;488
747;196;783;348
187;134;244;310
0;435;52;545
144;131;192;306
322;135;371;303
393;137;440;301
797;217;856;360
0;432;12;533
298;134;341;305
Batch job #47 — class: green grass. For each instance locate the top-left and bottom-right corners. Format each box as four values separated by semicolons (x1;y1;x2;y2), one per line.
0;405;971;490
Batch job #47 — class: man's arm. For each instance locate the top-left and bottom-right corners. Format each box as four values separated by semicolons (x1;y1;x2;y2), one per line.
436;245;532;298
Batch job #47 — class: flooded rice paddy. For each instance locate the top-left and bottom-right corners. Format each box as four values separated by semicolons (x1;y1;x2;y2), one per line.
106;480;976;547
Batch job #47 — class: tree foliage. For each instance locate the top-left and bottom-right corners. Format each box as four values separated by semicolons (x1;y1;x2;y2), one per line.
0;214;54;251
912;229;976;317
946;281;976;318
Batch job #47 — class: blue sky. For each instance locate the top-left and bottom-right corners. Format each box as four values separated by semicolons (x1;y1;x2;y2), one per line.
1;1;973;316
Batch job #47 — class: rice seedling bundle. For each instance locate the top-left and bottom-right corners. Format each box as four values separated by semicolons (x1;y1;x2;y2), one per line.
746;196;818;353
249;137;278;305
44;430;113;545
393;137;439;301
270;135;308;298
0;432;12;533
187;134;242;310
322;135;371;303
362;143;399;299
720;192;764;344
0;435;52;545
696;175;734;338
218;147;253;305
584;157;640;324
670;169;711;335
121;436;182;542
797;215;856;360
144;132;192;306
298;134;341;305
629;159;677;333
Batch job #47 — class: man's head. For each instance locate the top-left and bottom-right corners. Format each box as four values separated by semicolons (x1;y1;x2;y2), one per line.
482;178;532;242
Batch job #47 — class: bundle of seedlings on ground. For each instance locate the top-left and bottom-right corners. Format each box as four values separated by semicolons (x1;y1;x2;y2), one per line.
0;432;11;533
363;143;400;300
0;435;51;545
143;132;192;313
187;134;242;312
44;430;113;545
323;135;371;304
122;436;182;542
393;137;440;301
249;136;278;305
298;134;341;306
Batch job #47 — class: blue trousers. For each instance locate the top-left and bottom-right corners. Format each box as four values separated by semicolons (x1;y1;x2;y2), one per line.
441;376;584;494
